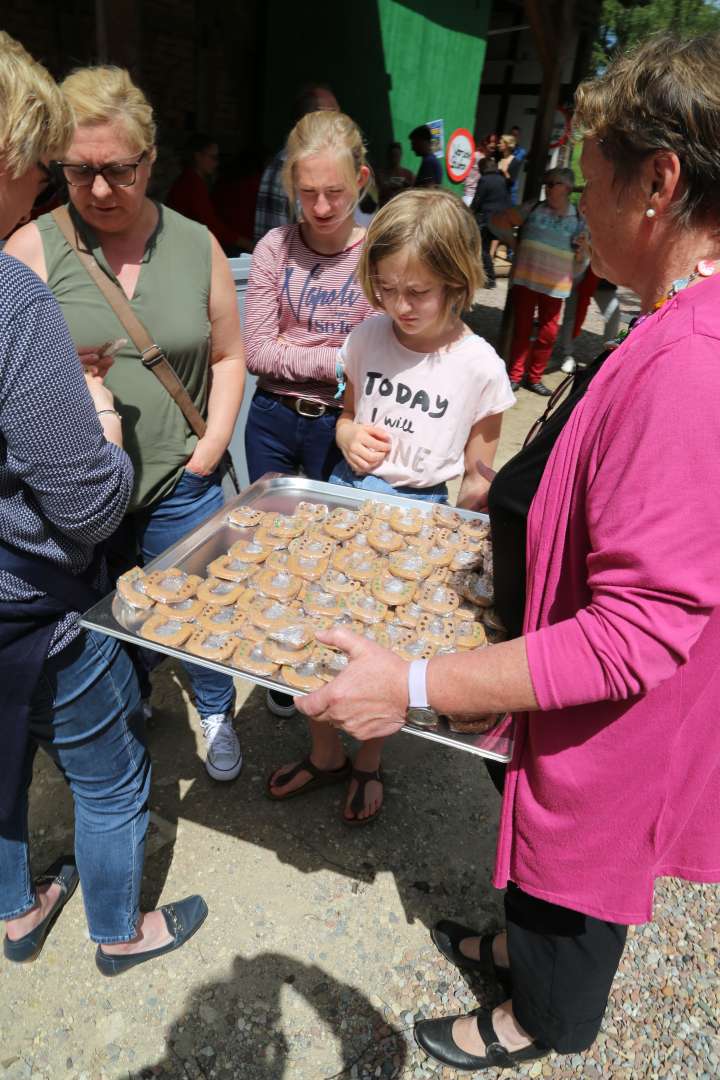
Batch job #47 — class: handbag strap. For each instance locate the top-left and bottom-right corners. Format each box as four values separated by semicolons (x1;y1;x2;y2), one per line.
51;206;207;438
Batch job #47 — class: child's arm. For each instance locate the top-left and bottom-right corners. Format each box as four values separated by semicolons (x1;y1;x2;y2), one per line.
457;414;503;511
335;377;392;475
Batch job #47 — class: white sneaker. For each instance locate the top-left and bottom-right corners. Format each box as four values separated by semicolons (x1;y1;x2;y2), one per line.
265;689;297;717
200;713;242;781
560;355;577;374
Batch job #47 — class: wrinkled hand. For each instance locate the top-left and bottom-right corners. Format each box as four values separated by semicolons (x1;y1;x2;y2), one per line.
84;370;115;414
77;344;115;379
296;628;409;740
185;434;226;477
342;424;392;474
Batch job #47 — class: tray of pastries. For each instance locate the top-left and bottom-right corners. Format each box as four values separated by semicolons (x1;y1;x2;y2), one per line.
80;475;513;762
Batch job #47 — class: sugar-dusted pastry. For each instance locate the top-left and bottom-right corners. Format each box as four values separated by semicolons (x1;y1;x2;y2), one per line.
296;500;328;523
393;601;424;628
389;505;424;535
347;592;388;625
231;640;280;676
388;549;433;582
395;636;438;661
198;603;247;632
371;571;417;607
228;538;270;564
456;571;493;608
227;506;264;528
154;596;205;622
323;507;369;541
143;568;202;603
418;612;457;648
321;568;362;597
287;551;330;581
254;568;302;601
264;638;315;665
366;524;404;554
185;629;238;661
140;614;193;647
332;547;378;583
280;660;325;692
116;566;155;610
417;581;460;616
196;577;250;606
207;554;260;582
454;618;488;649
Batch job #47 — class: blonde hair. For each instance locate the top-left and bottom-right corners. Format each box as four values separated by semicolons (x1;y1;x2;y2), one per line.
282;110;368;216
0;30;73;176
358;189;483;315
499;133;517;151
60;66;156;152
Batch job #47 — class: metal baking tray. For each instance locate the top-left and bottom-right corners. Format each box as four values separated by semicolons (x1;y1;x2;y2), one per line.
80;475;513;762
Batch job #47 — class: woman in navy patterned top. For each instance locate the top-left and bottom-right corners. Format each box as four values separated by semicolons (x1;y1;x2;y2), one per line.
0;31;207;975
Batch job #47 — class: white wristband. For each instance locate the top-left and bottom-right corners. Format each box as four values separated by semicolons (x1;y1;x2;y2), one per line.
407;659;429;709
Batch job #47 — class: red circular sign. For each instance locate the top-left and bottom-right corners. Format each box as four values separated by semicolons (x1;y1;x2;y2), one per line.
446;128;476;183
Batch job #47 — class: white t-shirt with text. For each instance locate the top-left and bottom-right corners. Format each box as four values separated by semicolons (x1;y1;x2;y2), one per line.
340;315;515;488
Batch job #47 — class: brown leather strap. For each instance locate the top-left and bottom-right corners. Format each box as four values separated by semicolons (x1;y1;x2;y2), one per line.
51;206;207;438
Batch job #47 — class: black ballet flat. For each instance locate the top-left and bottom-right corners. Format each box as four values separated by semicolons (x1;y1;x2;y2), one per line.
431;919;513;992
3;857;79;963
95;894;208;976
414;1008;550;1071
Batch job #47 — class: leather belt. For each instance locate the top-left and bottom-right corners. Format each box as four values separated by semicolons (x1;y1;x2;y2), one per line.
266;392;340;418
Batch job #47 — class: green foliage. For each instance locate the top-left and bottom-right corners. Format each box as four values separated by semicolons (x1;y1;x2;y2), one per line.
594;0;720;70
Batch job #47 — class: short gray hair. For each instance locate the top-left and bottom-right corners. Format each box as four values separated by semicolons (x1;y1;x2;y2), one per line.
544;167;575;188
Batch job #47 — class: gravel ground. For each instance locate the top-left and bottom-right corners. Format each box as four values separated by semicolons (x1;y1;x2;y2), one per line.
1;271;717;1079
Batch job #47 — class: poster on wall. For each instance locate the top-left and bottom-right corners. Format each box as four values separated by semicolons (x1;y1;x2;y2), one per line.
426;119;445;159
446;128;476;183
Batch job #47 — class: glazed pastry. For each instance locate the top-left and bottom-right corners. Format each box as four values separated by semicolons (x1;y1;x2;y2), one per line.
140;614;193;647
455;619;488;649
264;638;315;665
227;506;264;528
252;527;290;550
231;640;280;676
250;599;300;631
280;660;325;692
266;549;292;571
321;569;362;596
347;593;388;625
154;596;205;622
460;518;491;543
366;525;404;554
287;551;330;581
116;566;155;610
296;500;328;523
332;548;378;583
323;507;368;540
207;554;260;582
289;534;334;559
417;581;460;616
395;636;438;661
371;571;417;606
196;577;250;606
389;505;425;535
301;584;348;618
388;549;433;581
198;604;247;632
254;568;302;601
266;620;315;651
394;601;424;628
228;539;270;564
185;629;238;661
418;612;457;648
265;512;308;539
143;568;202;603
433;504;464;530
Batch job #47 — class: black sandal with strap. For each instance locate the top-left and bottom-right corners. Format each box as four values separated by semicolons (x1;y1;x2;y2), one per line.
265;756;351;800
431;920;513;992
342;766;383;826
414;1007;550;1072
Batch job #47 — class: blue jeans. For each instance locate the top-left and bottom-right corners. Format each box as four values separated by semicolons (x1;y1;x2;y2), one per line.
245;389;342;482
0;631;150;943
137;468;235;718
329;458;449;503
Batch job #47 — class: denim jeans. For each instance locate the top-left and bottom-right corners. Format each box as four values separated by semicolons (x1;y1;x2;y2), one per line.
245;389;343;482
329;458;449;503
137;468;235;719
0;630;150;943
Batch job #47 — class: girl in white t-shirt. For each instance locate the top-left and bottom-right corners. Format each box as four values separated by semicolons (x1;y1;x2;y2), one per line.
267;190;514;825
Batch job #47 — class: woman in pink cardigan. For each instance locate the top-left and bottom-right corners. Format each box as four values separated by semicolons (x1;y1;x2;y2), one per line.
294;33;720;1072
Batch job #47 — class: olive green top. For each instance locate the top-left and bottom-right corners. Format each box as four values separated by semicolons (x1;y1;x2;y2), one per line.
38;203;212;511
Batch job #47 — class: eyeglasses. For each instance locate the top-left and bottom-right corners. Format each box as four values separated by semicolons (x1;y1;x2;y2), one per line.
523;374;575;448
54;152;147;188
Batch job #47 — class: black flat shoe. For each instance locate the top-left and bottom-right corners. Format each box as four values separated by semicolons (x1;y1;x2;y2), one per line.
523;380;552;396
3;857;79;963
414;1008;550;1072
431;920;512;992
95;895;208;977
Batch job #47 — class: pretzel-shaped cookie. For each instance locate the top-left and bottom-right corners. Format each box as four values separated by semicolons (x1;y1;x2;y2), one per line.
116;566;155;609
196;577;250;606
370;571;417;606
185;629;239;661
254;569;302;601
417;581;460;616
231;640;280;676
388;549;433;581
207;554;261;582
143;568;203;603
227;506;264;528
198;603;247;632
140;614;194;647
154;596;205;622
347;593;388;625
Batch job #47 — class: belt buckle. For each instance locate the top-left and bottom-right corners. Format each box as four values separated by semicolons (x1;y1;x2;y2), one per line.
295;398;326;418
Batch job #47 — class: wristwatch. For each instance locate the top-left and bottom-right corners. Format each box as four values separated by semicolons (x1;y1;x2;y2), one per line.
406;659;437;728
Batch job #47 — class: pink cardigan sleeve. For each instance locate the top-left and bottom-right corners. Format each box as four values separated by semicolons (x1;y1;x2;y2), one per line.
526;334;720;711
243;229;339;384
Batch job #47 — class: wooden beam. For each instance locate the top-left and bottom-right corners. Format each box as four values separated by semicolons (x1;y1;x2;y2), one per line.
524;0;555;72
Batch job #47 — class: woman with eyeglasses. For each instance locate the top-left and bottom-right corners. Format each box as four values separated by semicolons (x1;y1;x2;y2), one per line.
0;32;207;975
290;33;720;1073
490;166;588;396
6;66;247;785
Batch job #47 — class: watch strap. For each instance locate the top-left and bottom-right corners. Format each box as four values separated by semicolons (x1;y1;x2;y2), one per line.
407;658;429;709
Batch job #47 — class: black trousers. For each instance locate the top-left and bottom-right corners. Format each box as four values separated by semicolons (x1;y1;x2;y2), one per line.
480;226;496;285
504;882;627;1053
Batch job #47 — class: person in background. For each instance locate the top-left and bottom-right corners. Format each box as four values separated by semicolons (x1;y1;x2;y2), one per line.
470;158;511;289
410;125;442;187
211;149;263;253
490;166;587;394
6;66;247;785
509;125;527;203
462;146;485;206
242;109;375;717
0;30;207;976
497;134;521;204
377;141;414;206
253;83;339;243
166;132;244;254
557;266;621;373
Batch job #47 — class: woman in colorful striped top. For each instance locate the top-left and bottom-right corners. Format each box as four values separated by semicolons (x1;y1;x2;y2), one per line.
491;167;588;395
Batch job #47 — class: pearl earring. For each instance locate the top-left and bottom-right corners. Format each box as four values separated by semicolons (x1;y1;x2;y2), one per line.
645;208;656;219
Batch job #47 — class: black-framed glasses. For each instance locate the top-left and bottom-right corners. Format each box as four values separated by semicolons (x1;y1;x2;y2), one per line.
54;151;147;188
523;374;575;448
